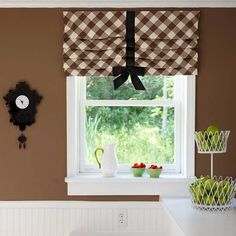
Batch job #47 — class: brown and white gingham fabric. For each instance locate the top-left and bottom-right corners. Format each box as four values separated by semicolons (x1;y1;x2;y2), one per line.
135;11;199;75
63;10;199;77
63;11;126;76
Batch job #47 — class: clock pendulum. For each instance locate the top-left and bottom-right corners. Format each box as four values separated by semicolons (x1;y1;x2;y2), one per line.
4;81;42;149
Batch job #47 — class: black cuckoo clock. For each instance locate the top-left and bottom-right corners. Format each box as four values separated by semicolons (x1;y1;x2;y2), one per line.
3;81;42;149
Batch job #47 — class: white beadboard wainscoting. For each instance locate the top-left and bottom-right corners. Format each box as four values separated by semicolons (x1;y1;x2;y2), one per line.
0;201;184;236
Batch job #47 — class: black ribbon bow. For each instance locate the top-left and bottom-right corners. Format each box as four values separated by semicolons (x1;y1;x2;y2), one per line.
112;66;145;90
112;11;146;90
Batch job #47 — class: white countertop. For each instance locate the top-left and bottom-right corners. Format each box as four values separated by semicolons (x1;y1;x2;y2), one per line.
162;198;236;236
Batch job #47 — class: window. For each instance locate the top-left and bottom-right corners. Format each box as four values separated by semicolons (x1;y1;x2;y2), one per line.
67;75;195;177
79;76;179;173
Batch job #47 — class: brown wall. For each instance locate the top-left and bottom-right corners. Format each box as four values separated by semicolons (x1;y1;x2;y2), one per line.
0;8;235;200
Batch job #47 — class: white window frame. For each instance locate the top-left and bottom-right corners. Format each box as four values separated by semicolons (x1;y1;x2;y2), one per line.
77;76;181;174
65;75;196;196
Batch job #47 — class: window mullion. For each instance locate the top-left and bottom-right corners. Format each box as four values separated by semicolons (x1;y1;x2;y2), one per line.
85;100;177;107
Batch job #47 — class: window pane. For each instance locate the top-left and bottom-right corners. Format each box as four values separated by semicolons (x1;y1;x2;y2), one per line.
85;106;175;166
86;76;174;100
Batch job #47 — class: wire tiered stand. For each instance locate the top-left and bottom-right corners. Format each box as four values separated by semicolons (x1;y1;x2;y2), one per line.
190;130;236;211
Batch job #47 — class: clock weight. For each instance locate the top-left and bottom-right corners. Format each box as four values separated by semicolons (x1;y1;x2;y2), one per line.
18;134;27;149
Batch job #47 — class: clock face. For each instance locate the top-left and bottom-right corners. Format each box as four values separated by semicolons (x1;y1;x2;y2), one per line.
15;95;29;109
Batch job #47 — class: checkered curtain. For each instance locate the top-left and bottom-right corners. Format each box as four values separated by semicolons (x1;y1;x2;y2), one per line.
135;11;199;75
63;11;126;76
63;10;199;77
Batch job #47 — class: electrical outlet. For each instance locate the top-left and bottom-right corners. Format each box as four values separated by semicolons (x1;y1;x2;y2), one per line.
118;209;128;227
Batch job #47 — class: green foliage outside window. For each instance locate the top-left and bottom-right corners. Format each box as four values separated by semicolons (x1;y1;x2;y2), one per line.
85;76;175;165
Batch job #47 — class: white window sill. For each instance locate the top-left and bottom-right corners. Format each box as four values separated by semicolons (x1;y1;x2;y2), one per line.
65;174;195;196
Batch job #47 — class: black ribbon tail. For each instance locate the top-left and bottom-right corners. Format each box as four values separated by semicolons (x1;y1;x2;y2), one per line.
114;73;129;90
112;11;146;91
131;74;146;90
